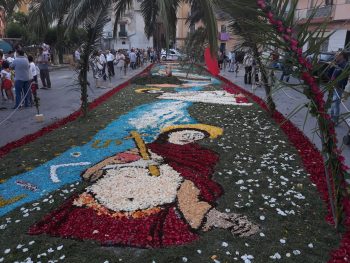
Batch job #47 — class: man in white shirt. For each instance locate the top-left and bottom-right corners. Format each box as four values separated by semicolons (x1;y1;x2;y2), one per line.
37;47;51;89
106;50;115;77
228;51;236;72
243;53;253;85
99;50;107;80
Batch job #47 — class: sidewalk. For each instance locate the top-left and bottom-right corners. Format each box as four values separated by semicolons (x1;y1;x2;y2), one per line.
221;68;350;167
0;65;147;147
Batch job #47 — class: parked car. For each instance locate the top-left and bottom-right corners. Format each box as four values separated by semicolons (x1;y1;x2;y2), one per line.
161;49;185;61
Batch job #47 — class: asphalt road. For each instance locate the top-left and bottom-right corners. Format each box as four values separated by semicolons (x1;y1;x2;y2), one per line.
0;65;146;147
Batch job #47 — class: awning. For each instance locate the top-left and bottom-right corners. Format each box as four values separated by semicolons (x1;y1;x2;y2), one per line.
0;39;13;53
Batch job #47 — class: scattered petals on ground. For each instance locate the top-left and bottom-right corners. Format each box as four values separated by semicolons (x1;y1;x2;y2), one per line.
0;63;342;262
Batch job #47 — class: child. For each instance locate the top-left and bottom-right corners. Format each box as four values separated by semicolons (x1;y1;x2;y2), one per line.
1;61;14;101
28;55;39;99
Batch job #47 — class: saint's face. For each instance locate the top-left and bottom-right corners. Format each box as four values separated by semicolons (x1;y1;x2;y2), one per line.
168;130;206;145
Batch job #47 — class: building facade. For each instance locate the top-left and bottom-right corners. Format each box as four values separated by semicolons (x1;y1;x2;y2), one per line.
102;0;153;50
0;6;5;38
175;3;237;52
296;0;350;52
16;0;32;14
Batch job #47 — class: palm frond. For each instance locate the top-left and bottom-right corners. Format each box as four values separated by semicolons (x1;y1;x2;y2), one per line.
78;6;110;116
140;0;159;38
111;0;133;37
188;0;218;53
29;0;69;34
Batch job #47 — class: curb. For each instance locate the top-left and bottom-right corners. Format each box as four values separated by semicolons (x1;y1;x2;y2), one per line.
0;64;154;158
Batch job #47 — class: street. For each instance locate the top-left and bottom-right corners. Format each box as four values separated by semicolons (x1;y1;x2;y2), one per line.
0;65;147;147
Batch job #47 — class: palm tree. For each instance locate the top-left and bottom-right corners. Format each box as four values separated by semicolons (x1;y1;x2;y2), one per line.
77;7;110;117
0;0;25;22
216;0;350;228
30;0;219;53
215;0;277;112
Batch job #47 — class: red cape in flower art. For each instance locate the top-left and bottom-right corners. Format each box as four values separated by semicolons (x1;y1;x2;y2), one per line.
29;125;259;248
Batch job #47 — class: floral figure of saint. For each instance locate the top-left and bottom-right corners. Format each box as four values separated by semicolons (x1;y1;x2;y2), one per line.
29;124;259;248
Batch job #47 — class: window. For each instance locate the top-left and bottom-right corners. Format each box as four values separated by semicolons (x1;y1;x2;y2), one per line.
220;43;226;52
120;24;126;33
221;25;227;33
189;24;195;34
119;24;127;38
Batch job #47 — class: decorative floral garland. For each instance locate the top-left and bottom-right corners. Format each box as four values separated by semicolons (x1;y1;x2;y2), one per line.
255;1;349;260
218;73;350;262
0;65;154;158
255;0;349;226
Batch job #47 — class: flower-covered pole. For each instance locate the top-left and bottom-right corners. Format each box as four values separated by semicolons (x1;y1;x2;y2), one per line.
256;0;349;228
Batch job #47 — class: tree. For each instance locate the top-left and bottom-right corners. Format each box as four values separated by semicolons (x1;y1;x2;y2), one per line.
43;26;87;64
30;0;219;53
0;0;24;21
215;0;350;228
5;12;38;44
6;22;23;38
77;7;109;117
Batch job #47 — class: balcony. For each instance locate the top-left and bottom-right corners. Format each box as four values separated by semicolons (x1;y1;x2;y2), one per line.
296;5;334;25
219;32;230;41
333;3;350;21
306;5;333;19
119;31;128;38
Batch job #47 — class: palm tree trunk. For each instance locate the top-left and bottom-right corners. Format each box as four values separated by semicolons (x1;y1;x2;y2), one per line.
79;53;89;117
251;42;276;113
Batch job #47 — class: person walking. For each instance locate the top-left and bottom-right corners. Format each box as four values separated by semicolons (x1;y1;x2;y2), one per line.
74;48;81;66
10;50;31;108
37;47;51;89
330;52;349;125
228;50;236;72
28;55;39;101
218;51;224;70
99;50;107;81
280;55;292;83
106;50;115;77
115;50;125;77
129;49;137;70
243;52;253;85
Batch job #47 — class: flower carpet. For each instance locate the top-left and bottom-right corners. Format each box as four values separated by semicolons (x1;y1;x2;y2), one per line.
0;63;345;262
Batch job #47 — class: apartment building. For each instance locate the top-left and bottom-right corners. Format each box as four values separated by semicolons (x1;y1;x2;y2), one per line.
102;0;153;50
175;3;237;52
16;0;153;50
296;0;350;52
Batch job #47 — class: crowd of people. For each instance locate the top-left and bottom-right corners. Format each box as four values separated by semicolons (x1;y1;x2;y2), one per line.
74;47;162;81
1;45;163;109
2;43;349;128
0;44;51;110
